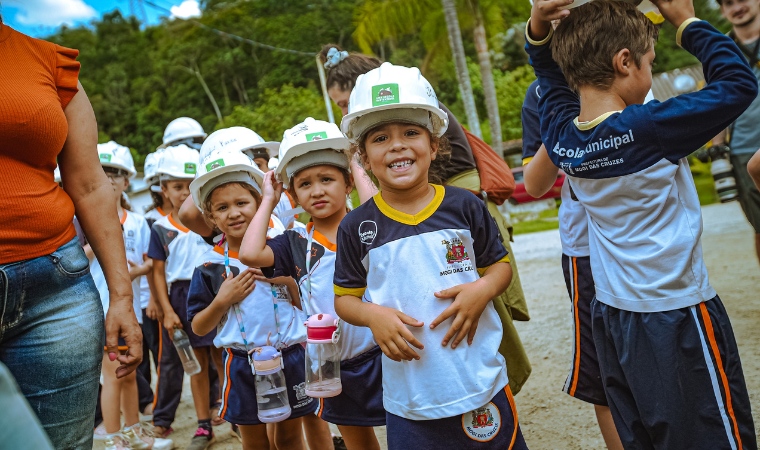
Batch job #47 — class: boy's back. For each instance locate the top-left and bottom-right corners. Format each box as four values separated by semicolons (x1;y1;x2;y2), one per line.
526;1;757;448
528;11;757;311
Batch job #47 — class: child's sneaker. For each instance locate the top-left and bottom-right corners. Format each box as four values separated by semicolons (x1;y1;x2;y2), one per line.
123;423;174;450
93;422;109;441
187;427;214;450
104;433;131;450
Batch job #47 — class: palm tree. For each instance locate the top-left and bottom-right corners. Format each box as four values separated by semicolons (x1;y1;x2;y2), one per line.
353;0;524;150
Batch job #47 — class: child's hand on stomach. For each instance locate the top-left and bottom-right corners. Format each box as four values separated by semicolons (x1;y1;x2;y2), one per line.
430;279;494;349
367;305;425;362
216;268;256;308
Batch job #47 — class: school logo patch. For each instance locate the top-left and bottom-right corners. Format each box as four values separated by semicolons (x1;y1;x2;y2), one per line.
99;153;112;162
306;131;328;142
205;159;225;171
462;402;501;442
358;220;377;245
442;238;469;264
372;83;399;106
184;162;197;174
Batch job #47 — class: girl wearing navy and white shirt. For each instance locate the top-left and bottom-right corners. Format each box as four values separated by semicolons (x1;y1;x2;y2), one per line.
240;118;383;450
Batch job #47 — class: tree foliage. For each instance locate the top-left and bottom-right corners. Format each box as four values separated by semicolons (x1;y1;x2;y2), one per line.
42;0;723;169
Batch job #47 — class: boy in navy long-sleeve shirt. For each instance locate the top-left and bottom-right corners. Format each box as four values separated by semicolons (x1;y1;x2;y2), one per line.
526;0;757;448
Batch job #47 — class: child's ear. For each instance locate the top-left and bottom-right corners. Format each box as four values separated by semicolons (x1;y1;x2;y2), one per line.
430;136;440;161
346;174;355;195
613;48;633;76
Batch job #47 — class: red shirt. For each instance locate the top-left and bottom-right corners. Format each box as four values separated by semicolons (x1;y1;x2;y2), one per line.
0;25;80;263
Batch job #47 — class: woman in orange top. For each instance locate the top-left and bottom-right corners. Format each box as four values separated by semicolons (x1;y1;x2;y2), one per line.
0;17;142;449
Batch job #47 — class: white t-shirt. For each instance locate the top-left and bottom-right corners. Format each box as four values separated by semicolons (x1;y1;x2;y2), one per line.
267;223;377;361
147;214;211;285
273;192;299;230
91;210;151;322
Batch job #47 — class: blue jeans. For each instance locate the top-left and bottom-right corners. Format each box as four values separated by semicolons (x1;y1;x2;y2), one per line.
0;238;104;450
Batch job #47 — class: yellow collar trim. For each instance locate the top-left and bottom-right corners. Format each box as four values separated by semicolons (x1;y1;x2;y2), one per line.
374;184;445;226
573;111;622;131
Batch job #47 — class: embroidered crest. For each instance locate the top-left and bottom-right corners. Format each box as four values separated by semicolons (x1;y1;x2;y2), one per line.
293;382;307;400
442;238;469;264
462;402;501;442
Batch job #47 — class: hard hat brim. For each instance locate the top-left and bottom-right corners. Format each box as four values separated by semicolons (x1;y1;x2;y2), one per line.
275;137;350;187
190;163;265;211
341;103;449;141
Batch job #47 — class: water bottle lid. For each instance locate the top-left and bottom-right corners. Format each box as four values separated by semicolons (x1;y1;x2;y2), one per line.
305;313;338;344
252;346;282;374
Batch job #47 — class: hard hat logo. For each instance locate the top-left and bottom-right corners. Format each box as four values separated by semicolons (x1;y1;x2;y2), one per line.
184;163;197;174
100;153;112;162
372;84;399;106
306;132;328;142
206;159;225;171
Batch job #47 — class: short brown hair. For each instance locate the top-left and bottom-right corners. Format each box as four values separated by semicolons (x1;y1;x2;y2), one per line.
551;0;659;91
319;44;382;92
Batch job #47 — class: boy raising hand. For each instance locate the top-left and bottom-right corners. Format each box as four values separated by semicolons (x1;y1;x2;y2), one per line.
527;0;757;448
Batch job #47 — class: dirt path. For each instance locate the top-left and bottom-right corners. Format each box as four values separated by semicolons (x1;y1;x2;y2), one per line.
94;202;759;449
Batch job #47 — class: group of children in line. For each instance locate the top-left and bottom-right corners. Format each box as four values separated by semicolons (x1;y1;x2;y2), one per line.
86;0;760;448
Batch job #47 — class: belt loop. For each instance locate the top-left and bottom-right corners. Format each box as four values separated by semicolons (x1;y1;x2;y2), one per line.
0;267;9;333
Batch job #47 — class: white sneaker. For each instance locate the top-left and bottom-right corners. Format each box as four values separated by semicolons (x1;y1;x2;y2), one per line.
104;433;131;450
123;423;174;450
94;422;109;441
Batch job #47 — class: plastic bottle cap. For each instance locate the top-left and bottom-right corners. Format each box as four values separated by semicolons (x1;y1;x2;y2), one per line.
252;346;282;374
305;313;339;344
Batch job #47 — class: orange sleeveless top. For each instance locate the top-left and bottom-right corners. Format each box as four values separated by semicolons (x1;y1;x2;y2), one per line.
0;25;80;263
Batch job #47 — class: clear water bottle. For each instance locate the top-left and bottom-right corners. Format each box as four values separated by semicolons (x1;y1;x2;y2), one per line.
253;346;292;423
304;314;342;398
172;328;201;375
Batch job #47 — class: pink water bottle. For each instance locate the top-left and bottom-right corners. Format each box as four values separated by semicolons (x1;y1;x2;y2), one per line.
304;314;342;398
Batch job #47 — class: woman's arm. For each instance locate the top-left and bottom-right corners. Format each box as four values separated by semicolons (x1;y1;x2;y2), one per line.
57;82;142;378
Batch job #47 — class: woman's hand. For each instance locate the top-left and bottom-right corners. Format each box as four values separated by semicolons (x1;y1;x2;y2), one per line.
104;297;143;378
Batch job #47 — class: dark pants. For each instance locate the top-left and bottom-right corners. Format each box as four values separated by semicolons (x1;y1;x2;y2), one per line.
137;309;160;412
152;281;220;428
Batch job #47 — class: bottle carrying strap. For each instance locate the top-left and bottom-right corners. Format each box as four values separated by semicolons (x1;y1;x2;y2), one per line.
224;240;255;365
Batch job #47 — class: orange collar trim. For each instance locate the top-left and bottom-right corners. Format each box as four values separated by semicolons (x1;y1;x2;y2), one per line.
156;206;168;217
168;214;190;233
306;222;337;252
119;210;128;225
213;246;239;259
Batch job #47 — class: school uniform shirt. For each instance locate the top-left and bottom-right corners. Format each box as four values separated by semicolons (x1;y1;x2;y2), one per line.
267;223;377;361
522;79;589;258
147;214;211;285
333;185;510;420
273;192;298;230
525;19;758;313
187;225;307;351
143;206;168;227
91;210;150;322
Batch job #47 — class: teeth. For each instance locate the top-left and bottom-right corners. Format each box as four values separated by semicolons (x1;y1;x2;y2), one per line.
389;160;412;169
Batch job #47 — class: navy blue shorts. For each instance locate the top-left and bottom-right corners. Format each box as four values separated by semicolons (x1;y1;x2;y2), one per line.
316;346;385;427
171;280;214;348
592;296;756;450
561;255;607;406
386;386;528;450
219;344;316;425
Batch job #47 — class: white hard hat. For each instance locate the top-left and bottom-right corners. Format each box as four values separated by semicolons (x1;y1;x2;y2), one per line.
268;157;279;171
156;144;199;180
143;150;164;185
566;0;664;23
276;117;350;188
340;62;449;141
163;117;207;146
98;141;137;178
54;166;61;184
200;127;280;163
190;148;265;210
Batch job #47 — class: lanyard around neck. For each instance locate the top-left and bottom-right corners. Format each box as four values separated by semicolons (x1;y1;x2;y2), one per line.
302;227;316;317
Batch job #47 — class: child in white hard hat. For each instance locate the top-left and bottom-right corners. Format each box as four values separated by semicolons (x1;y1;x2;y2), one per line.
146;144;219;447
239;117;384;450
333;63;527;449
90;141;172;450
186;145;315;450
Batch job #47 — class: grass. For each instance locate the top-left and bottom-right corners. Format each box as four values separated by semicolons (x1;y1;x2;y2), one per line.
512;207;560;235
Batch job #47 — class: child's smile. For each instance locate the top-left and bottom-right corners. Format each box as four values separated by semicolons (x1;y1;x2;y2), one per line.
364;122;437;192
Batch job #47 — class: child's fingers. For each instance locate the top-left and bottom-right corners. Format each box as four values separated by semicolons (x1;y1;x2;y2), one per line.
430;303;457;330
467;318;481;346
398;327;424;351
380;340;402;362
249;268;265;277
434;285;464;300
397;311;424;328
440;313;464;346
394;336;420;361
449;319;472;349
